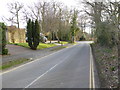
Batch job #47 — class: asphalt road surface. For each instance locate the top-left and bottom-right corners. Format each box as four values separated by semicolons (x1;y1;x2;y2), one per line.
2;41;92;88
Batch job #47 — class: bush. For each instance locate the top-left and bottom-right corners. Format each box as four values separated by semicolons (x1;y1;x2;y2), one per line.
96;22;116;47
0;22;8;55
2;48;8;55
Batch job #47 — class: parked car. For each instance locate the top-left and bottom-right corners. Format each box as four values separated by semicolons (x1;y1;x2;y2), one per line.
40;33;47;43
26;33;47;43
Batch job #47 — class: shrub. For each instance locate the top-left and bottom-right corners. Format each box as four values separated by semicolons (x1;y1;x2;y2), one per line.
96;22;116;47
2;48;8;55
0;22;8;55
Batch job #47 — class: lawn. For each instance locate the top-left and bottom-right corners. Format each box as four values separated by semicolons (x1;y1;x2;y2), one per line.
59;41;68;44
13;43;57;49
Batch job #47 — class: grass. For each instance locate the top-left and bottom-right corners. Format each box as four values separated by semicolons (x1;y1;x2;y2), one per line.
37;43;56;49
51;46;67;51
59;41;68;44
12;43;57;49
0;58;29;70
110;66;116;71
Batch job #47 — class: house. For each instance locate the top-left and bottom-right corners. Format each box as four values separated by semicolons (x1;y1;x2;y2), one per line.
6;26;26;43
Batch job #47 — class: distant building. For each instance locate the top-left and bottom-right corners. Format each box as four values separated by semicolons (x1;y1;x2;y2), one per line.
6;26;26;43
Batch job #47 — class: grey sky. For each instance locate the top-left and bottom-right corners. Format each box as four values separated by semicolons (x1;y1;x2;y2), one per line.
0;0;79;23
0;0;91;33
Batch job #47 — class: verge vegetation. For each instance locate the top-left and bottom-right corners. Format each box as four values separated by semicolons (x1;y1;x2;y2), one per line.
91;44;118;88
0;58;29;70
11;43;57;50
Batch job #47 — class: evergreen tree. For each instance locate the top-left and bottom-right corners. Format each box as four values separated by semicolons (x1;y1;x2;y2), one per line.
33;19;40;50
70;10;78;43
27;19;40;50
27;19;33;49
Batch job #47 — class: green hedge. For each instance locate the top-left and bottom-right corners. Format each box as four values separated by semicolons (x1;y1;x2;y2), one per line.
0;22;8;55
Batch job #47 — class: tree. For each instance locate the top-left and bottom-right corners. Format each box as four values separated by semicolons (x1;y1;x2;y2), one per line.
7;2;24;28
27;19;40;50
0;23;2;54
27;19;33;49
0;22;8;55
33;19;40;49
118;4;120;89
103;2;120;46
84;1;120;47
26;1;73;42
70;10;78;43
97;22;112;46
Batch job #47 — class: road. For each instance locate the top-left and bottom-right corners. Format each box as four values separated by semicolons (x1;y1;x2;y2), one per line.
2;42;92;88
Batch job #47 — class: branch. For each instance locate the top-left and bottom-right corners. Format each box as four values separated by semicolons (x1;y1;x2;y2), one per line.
85;10;93;16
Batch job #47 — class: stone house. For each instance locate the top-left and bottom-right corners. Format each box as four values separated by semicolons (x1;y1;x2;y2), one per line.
6;26;26;43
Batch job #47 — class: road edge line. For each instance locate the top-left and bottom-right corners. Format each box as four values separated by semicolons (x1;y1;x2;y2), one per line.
89;49;92;89
89;46;95;89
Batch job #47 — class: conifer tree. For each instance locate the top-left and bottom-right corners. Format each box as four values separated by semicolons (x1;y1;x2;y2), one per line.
27;19;40;50
27;19;33;49
33;19;40;49
0;22;8;55
70;10;78;43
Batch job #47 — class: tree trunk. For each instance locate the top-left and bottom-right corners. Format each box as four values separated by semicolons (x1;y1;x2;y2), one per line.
72;36;75;43
17;12;22;43
118;4;120;89
50;40;51;43
55;31;60;43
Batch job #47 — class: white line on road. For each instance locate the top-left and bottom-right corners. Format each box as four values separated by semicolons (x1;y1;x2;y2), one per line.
89;49;92;88
89;46;95;89
24;55;69;89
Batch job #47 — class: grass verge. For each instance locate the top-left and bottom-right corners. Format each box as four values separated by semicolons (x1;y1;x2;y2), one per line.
11;43;57;49
0;58;29;70
59;41;68;44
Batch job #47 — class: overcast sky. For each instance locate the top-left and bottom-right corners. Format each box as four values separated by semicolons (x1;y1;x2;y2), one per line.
0;0;93;33
0;0;119;23
1;0;119;34
0;0;80;22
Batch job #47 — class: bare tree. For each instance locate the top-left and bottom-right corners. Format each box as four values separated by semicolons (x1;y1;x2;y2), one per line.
22;8;31;24
7;1;24;28
5;2;24;43
83;0;120;43
26;0;77;42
